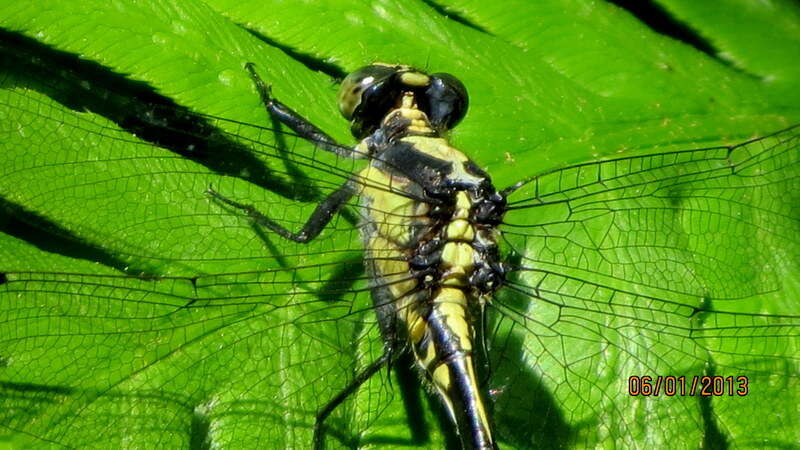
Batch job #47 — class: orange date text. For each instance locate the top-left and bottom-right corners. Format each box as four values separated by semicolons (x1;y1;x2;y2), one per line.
627;375;749;397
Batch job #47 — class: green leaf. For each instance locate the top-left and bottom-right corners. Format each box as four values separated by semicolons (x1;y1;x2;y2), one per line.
1;1;798;449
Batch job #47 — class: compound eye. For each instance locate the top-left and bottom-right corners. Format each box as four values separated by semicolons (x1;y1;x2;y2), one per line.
337;65;399;120
421;72;469;131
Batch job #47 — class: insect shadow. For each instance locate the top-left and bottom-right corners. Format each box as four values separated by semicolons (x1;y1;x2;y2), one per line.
0;29;325;205
484;251;573;449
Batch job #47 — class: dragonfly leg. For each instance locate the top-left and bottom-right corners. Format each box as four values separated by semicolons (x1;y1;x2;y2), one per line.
245;63;357;158
206;179;354;243
313;351;392;450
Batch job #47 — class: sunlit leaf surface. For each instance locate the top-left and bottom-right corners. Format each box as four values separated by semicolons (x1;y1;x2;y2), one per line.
1;1;799;448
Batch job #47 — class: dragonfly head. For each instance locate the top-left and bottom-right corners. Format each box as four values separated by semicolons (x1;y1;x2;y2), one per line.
338;63;469;139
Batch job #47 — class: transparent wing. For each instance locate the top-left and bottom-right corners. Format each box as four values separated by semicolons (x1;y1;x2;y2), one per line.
493;126;800;447
2;76;799;450
0;81;423;448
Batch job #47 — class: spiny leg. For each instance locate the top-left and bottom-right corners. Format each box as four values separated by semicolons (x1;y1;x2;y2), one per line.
245;62;358;158
206;180;354;243
313;352;392;450
206;65;360;242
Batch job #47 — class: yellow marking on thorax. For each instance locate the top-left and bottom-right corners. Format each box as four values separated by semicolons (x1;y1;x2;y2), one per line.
441;192;477;286
368;236;415;293
440;243;474;286
358;165;429;247
446;192;474;241
359;161;434;349
368;231;429;346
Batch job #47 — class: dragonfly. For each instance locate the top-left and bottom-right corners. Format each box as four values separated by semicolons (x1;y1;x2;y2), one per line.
1;52;799;449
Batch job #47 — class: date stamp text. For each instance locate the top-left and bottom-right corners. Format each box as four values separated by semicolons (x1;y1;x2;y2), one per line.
628;375;749;397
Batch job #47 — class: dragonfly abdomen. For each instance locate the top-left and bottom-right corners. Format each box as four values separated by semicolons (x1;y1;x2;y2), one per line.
413;287;496;450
